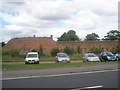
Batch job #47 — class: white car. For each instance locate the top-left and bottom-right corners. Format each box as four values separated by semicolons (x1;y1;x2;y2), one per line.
56;53;70;63
25;52;39;64
83;53;100;62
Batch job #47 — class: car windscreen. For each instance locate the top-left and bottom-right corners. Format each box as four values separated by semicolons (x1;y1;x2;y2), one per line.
106;52;114;56
58;54;68;57
27;54;37;58
87;54;96;57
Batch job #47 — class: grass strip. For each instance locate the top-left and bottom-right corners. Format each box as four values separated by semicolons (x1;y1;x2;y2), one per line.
2;61;119;70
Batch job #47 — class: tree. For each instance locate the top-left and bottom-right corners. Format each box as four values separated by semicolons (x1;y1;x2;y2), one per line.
102;30;120;40
85;33;99;41
2;42;6;47
57;30;80;41
51;48;60;56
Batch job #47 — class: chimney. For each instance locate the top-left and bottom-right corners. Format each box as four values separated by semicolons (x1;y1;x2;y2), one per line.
50;35;53;39
33;35;36;37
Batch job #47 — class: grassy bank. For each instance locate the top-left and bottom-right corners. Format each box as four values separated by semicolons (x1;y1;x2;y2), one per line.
2;61;119;70
2;54;83;62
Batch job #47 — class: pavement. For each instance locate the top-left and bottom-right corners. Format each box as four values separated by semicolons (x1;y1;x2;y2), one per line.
2;63;119;79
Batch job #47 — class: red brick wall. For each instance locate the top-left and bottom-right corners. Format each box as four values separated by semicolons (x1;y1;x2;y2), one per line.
3;36;120;55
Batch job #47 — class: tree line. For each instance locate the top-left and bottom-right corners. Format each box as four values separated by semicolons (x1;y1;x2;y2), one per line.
57;30;120;41
1;30;120;47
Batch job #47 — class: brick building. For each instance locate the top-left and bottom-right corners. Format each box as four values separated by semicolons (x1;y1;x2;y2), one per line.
3;35;120;55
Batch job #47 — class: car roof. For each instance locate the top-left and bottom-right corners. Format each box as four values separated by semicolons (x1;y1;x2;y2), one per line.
84;53;95;55
27;52;38;54
57;53;67;54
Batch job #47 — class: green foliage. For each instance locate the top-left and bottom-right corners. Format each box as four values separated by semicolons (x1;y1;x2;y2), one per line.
63;46;74;55
2;47;20;57
110;46;120;54
9;47;20;57
85;33;99;41
88;46;102;54
57;30;80;41
77;45;82;54
102;30;120;40
38;45;44;56
31;49;37;52
1;42;6;47
51;48;60;56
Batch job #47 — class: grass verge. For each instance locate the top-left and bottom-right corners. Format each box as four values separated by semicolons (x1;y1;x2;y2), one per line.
2;61;119;70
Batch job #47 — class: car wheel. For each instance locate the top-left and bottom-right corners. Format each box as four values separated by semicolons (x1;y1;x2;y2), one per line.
36;61;39;64
116;57;119;61
25;62;28;64
67;61;70;63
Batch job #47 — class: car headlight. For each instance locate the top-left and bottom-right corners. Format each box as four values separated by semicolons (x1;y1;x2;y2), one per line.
107;56;111;59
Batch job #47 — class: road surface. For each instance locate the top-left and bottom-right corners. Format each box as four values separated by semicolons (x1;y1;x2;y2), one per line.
2;70;119;89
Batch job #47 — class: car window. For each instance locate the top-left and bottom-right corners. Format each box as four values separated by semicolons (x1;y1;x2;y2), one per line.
58;54;68;57
87;54;96;57
27;54;37;58
106;52;114;56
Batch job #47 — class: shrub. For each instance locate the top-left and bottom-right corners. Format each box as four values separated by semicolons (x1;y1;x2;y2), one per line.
88;46;102;54
9;47;20;57
51;48;60;56
31;49;37;52
38;45;44;56
77;45;82;54
110;46;120;54
63;46;74;55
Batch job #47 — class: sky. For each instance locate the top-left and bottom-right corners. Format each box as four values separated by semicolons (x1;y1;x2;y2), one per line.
0;0;119;42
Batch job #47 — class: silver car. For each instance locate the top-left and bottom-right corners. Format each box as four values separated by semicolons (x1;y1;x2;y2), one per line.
83;53;100;62
56;53;70;63
115;53;120;61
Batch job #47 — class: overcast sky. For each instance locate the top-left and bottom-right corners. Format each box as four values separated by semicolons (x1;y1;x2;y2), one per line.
0;0;119;42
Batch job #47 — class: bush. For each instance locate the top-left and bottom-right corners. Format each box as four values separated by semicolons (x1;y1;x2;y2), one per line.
110;46;120;54
31;49;37;52
63;46;74;55
38;45;44;56
77;45;82;54
88;46;102;54
51;48;60;56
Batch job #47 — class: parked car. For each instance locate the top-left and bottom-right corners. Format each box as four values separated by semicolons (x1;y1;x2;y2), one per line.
115;53;120;61
100;51;116;62
25;52;39;64
83;53;100;62
56;53;70;63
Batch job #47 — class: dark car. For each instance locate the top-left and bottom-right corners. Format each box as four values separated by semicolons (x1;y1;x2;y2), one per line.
100;51;116;62
115;53;120;61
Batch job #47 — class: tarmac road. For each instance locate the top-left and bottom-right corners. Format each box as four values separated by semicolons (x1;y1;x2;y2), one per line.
2;70;119;89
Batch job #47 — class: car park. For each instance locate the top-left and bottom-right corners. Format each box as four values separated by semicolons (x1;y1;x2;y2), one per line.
115;53;120;61
83;53;100;62
25;52;39;64
100;51;116;62
56;53;70;63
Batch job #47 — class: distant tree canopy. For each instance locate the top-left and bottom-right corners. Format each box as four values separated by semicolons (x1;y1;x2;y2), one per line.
1;42;6;47
57;30;80;41
102;30;120;40
85;33;99;41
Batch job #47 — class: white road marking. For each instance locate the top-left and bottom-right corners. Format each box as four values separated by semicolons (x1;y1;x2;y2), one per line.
70;85;103;90
2;69;119;80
